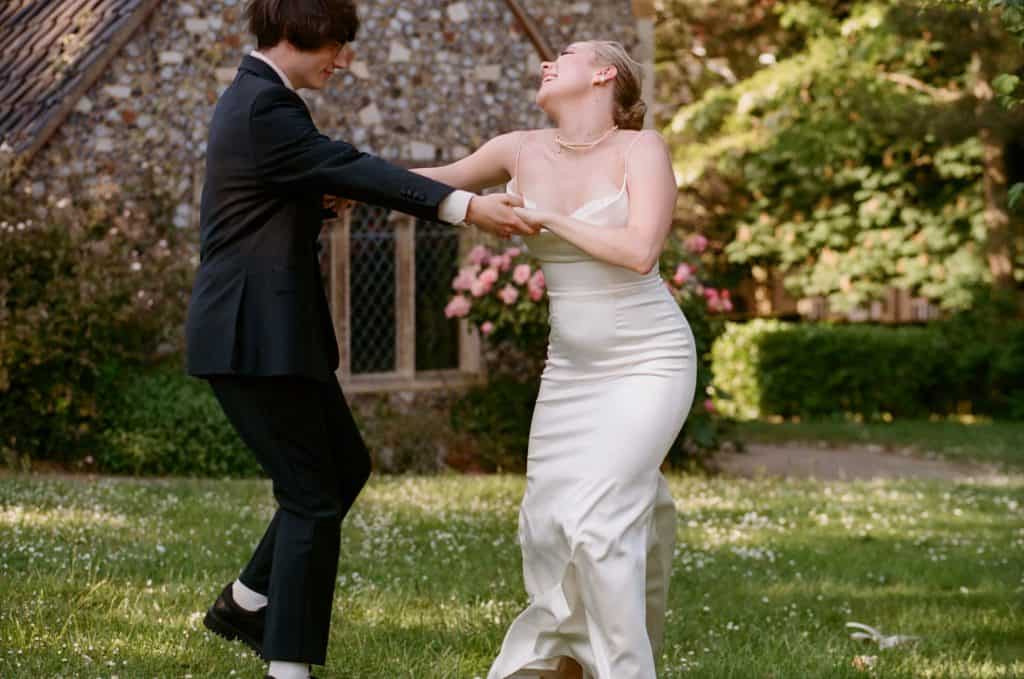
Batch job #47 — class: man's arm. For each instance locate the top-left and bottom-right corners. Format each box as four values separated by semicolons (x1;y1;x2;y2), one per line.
250;87;452;222
250;88;533;236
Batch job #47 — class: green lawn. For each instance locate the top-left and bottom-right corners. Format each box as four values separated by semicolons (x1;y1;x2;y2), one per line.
734;419;1024;470
1;473;1022;678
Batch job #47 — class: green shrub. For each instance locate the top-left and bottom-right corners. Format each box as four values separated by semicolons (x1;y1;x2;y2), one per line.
450;375;539;472
708;320;779;420
0;198;193;468
712;317;1024;419
935;292;1024;418
95;364;259;477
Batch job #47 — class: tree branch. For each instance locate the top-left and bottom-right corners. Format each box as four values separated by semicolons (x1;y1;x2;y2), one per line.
879;72;965;102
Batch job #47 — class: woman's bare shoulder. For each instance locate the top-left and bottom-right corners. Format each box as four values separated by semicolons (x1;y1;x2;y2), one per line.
513;128;555;145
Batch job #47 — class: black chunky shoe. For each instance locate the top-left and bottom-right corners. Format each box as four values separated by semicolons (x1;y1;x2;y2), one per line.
202;582;265;658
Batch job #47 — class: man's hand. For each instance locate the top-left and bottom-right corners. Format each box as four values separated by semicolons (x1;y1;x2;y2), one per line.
466;193;538;239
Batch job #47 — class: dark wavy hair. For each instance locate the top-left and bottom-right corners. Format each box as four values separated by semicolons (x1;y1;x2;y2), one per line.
245;0;360;51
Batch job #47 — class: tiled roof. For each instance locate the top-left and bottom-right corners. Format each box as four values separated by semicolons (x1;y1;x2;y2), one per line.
0;0;159;159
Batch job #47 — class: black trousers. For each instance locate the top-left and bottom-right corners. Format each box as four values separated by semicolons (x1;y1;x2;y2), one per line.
207;375;371;665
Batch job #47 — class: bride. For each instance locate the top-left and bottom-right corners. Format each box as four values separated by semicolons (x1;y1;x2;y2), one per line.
415;40;697;679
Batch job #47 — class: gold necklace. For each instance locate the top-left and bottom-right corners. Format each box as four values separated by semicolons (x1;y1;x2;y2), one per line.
554;125;619;153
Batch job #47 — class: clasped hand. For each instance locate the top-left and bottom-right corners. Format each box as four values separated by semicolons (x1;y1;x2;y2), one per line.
466;193;541;239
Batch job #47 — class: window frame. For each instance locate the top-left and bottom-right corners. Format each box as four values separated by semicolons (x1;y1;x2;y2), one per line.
324;210;484;394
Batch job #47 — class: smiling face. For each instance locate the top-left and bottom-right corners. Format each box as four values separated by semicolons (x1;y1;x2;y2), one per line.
536;42;616;110
291;41;355;89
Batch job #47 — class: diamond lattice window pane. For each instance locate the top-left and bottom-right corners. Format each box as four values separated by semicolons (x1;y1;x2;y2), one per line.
349;205;396;374
415;219;460;371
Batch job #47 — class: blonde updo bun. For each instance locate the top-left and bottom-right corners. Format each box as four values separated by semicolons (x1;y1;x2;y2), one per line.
586;40;647;131
619;99;648;131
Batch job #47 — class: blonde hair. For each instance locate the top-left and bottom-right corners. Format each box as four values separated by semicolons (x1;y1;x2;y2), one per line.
586;41;647;130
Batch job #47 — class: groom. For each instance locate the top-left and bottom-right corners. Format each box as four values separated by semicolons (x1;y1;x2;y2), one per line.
184;1;533;678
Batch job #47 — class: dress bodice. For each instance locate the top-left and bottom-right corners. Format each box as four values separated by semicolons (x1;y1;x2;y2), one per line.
508;177;630;264
507;177;659;292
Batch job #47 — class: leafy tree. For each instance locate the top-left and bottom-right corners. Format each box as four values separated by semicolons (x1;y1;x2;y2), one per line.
659;0;1024;311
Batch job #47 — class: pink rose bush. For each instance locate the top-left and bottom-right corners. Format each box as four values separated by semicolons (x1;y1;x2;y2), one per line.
444;244;550;352
662;233;734;316
447;234;734;352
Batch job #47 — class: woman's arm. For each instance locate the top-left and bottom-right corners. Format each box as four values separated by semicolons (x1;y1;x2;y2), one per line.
413;132;522;193
513;132;677;274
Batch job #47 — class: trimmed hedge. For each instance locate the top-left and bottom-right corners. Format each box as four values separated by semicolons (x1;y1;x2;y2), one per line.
712;319;1024;420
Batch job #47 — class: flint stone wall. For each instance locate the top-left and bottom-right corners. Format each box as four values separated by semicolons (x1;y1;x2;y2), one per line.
16;0;639;228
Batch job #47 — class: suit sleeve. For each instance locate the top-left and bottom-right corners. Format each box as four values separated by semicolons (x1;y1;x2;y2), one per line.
249;87;456;222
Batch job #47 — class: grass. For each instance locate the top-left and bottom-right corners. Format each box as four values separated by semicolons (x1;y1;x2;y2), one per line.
733;419;1024;470
0;472;1022;678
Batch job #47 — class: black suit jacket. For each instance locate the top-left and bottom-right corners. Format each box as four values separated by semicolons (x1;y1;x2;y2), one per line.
186;56;455;381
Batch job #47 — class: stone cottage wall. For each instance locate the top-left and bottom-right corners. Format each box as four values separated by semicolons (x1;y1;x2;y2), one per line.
16;0;639;230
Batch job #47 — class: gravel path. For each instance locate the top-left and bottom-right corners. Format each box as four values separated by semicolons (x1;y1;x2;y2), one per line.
715;443;1001;481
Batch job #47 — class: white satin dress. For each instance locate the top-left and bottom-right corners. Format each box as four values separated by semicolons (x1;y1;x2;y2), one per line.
487;161;698;679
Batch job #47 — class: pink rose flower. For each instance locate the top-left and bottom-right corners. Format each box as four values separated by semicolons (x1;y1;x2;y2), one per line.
452;266;478;292
505;247;522;258
685;234;709;254
513;263;532;285
527;269;546;301
479;267;500;286
673;263;693;286
704;287;722;312
467;244;491;266
498;284;519;305
470;278;492;297
704;399;716;414
495;253;513;272
480;321;495;336
444;295;471;318
720;290;734;313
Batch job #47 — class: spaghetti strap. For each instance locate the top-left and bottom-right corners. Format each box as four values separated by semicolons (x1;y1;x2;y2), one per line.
513;130;528;185
623;130;648;184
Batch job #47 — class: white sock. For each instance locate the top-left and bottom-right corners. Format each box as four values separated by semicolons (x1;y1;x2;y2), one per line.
231;579;268;612
267;661;310;679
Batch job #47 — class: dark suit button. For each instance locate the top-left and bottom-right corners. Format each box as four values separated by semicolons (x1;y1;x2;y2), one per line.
416;192;426;201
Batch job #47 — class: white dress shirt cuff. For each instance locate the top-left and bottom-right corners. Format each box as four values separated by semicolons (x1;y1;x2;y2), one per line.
437;190;473;226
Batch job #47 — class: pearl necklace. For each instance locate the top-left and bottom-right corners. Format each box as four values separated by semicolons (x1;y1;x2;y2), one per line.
554;125;619;153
